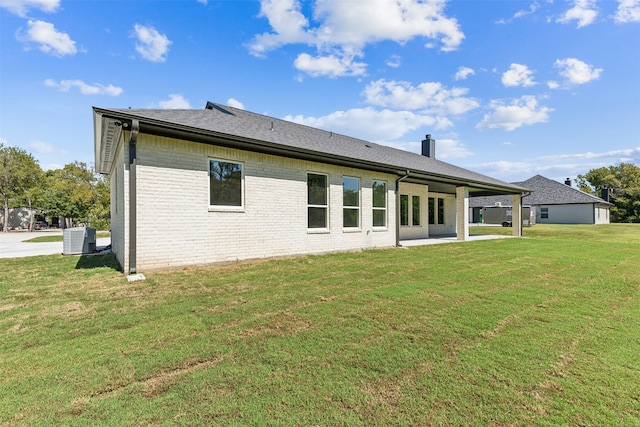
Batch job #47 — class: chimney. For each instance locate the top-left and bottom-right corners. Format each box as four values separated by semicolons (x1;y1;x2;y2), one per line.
601;187;609;202
564;178;571;186
421;134;436;158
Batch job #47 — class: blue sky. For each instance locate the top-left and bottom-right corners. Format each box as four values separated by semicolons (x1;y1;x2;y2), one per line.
1;0;639;184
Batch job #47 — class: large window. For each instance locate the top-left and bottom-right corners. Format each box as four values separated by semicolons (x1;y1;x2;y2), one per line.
209;159;243;207
437;198;445;225
428;197;435;225
308;173;328;229
412;196;421;226
541;207;549;219
343;177;360;228
400;195;409;226
372;180;387;228
428;197;445;225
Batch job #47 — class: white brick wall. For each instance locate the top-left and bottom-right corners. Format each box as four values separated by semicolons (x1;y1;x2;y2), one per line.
125;135;397;271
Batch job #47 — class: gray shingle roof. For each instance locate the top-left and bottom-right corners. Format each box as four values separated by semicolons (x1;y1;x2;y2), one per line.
94;103;528;195
469;174;610;207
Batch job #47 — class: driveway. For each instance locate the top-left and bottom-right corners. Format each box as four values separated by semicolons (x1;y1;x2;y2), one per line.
0;230;111;259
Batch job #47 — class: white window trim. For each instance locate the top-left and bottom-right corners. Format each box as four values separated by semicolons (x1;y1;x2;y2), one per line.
372;180;388;230
400;194;410;227
343;176;361;231
307;172;329;232
208;158;245;212
412;195;422;227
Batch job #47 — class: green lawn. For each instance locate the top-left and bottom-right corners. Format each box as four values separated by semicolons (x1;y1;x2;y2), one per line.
1;224;638;426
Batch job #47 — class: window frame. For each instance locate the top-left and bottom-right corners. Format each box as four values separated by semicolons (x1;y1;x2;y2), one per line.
541;207;549;219
428;197;435;225
400;194;409;226
208;158;244;211
307;172;329;230
372;180;387;229
412;195;421;226
342;176;361;230
437;198;445;225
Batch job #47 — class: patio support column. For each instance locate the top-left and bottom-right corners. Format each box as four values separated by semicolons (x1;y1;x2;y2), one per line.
512;194;522;237
456;186;469;241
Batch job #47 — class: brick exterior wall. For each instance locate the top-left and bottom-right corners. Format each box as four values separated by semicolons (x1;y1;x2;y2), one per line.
120;134;398;271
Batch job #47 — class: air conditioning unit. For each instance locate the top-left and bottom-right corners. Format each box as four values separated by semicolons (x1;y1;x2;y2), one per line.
63;227;96;255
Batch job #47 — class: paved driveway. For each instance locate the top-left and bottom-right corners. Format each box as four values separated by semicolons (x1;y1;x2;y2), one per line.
0;231;111;259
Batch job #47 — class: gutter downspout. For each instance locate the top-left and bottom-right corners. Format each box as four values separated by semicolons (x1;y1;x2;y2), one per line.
128;119;140;274
395;171;410;247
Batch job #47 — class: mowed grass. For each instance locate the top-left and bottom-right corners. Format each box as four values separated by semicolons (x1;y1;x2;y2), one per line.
1;224;638;426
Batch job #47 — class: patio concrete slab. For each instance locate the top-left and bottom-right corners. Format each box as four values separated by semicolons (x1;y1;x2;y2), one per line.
400;234;516;247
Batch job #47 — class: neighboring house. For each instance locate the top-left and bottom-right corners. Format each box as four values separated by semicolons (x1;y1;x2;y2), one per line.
0;207;32;230
469;175;611;225
93;102;528;274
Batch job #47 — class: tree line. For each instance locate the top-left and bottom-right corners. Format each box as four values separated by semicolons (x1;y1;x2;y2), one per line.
0;144;109;232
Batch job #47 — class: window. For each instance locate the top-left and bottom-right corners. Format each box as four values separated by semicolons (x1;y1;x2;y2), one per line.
308;173;328;229
541;207;549;219
400;195;409;226
372;180;387;227
437;198;445;225
412;196;421;226
428;197;435;225
210;159;243;207
343;177;360;228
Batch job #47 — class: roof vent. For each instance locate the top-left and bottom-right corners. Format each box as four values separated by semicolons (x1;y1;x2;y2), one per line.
564;178;572;186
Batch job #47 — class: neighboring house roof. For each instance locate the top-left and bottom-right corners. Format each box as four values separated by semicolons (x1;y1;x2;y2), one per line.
469;174;611;207
94;102;528;196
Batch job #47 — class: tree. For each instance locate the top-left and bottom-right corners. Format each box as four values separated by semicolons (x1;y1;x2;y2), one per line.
41;162;110;229
577;163;640;223
0;144;43;232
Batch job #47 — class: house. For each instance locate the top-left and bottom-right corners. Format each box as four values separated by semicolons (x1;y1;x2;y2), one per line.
479;205;536;227
93;102;528;274
469;174;611;225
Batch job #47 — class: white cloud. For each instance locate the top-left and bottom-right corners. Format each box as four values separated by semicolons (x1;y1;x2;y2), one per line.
133;24;171;62
454;66;475;81
363;79;479;115
614;0;640;22
547;80;560;89
538;147;640;161
501;63;536;87
28;140;55;154
248;0;464;77
436;138;474;159
227;98;245;109
0;0;60;17
157;94;191;109
557;0;598;28
44;79;123;96
385;54;402;68
476;95;553;131
554;58;602;85
293;51;367;78
284;107;440;142
197;0;208;4
19;20;77;56
514;2;540;19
